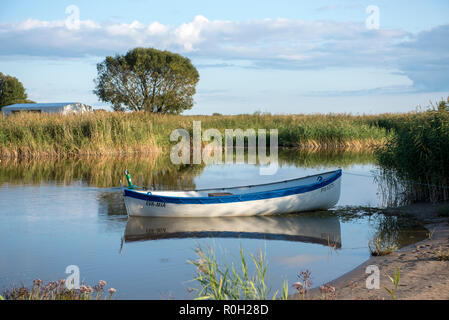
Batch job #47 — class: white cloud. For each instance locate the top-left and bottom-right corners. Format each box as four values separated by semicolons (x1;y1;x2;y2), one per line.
13;18;100;31
17;18;64;30
0;15;407;59
106;20;145;36
147;22;168;36
173;15;209;51
0;15;447;91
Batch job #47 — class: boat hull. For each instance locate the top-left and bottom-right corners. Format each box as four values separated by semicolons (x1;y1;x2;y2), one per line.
123;170;342;217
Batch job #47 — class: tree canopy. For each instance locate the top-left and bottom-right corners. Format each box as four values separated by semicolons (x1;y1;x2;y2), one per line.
94;48;200;113
0;73;34;109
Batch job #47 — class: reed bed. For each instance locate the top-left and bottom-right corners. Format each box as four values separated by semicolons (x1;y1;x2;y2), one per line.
0;112;160;158
0;112;392;159
376;100;449;203
194;113;390;149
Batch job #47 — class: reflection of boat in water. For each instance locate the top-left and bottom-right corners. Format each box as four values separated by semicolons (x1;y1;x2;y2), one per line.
122;169;342;217
124;214;342;248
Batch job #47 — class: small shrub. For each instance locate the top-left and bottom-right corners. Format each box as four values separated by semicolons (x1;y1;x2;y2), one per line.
368;237;398;256
435;246;449;261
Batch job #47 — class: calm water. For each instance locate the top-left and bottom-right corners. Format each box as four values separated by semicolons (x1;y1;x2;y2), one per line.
0;150;426;299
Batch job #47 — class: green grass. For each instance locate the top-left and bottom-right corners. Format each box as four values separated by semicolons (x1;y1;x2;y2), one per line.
188;245;288;300
384;268;400;300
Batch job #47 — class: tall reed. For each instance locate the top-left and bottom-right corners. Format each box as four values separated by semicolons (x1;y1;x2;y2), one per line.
376;99;449;202
0;112;160;158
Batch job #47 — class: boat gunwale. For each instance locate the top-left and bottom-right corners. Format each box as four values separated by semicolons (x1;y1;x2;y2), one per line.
192;168;342;192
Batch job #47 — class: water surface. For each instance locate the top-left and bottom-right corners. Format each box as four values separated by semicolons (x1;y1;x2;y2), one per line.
0;150;426;299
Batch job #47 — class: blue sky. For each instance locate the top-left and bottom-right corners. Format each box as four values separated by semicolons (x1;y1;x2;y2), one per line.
0;0;448;114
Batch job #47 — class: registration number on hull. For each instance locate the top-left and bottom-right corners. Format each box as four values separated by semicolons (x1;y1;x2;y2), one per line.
146;200;166;208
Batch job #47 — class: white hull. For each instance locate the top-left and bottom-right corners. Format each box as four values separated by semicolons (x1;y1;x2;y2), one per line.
123;169;341;218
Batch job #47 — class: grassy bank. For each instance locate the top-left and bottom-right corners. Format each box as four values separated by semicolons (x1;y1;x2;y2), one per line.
0;112;394;158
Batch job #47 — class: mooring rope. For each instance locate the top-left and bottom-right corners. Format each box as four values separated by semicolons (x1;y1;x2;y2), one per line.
342;171;377;178
343;170;449;189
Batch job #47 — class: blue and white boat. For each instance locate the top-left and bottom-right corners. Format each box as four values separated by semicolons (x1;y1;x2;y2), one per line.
122;169;342;218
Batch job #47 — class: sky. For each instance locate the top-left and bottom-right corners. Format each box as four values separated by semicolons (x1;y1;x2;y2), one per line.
0;0;448;114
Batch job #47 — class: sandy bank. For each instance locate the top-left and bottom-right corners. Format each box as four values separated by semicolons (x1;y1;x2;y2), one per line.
322;203;449;300
290;203;449;300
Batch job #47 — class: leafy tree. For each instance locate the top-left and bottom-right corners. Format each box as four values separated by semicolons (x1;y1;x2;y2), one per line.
94;48;200;113
0;73;35;109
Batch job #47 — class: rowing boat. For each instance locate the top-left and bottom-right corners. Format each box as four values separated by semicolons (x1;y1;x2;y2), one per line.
121;169;342;217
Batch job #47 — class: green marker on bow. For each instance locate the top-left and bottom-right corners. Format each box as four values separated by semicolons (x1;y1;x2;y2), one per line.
124;169;136;189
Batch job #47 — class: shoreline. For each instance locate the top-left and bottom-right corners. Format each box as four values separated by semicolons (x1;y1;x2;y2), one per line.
0;143;381;160
303;203;449;300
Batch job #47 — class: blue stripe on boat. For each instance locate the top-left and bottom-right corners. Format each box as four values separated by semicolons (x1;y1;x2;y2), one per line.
124;169;342;205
